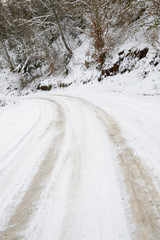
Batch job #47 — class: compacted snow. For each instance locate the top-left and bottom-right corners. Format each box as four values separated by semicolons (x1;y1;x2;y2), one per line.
0;91;160;240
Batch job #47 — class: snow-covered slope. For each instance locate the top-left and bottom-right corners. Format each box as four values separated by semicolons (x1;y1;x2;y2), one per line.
0;32;160;97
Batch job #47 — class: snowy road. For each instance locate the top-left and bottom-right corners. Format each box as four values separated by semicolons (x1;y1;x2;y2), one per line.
0;94;160;240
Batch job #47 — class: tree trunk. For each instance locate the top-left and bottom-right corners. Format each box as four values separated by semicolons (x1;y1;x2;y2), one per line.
1;40;15;71
52;6;72;56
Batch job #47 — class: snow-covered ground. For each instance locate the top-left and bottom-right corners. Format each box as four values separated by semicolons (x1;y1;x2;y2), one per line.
0;32;160;239
0;90;160;240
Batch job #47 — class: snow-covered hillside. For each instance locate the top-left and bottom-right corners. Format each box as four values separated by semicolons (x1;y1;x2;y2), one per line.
0;32;160;98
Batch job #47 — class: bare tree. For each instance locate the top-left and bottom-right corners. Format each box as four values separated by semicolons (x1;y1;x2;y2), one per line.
29;0;73;55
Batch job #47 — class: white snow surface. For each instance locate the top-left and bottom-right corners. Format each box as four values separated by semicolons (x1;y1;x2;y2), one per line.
0;89;160;239
0;33;160;239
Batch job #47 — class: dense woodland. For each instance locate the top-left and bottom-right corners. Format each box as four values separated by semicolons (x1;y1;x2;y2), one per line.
0;0;160;87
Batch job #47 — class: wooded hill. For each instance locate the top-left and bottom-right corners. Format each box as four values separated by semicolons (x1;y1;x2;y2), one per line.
0;0;160;88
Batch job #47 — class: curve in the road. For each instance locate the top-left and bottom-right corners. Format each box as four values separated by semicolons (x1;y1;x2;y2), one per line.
0;95;160;240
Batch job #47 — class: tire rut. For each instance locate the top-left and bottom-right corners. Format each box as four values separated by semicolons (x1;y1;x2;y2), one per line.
2;95;160;240
62;96;160;240
0;100;66;240
87;100;160;240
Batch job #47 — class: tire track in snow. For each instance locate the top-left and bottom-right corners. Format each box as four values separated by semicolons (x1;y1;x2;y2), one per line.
1;95;160;240
0;100;66;240
79;98;160;240
25;96;129;240
59;96;160;239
